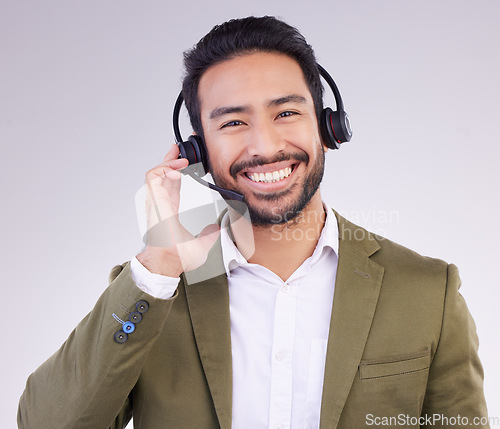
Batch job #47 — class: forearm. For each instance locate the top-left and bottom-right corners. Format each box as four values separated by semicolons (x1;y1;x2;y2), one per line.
17;262;177;429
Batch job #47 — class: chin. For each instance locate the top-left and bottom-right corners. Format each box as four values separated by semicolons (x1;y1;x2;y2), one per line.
245;187;317;227
214;149;325;227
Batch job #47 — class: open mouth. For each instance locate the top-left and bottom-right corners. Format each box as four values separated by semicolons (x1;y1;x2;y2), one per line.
245;164;296;183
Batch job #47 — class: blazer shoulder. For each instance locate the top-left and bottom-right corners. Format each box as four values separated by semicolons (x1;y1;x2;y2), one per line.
334;209;449;276
373;232;448;273
369;233;457;310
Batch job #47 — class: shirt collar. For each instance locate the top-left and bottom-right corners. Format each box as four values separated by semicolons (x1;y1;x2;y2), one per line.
220;203;339;277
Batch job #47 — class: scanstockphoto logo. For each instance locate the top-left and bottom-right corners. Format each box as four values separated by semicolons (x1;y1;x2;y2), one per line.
365;413;499;428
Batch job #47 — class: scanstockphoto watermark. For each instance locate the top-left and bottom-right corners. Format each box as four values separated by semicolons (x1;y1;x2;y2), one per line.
338;207;400;237
366;413;499;427
268;206;400;242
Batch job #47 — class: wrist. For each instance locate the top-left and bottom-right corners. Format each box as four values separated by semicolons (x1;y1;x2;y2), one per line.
136;246;184;278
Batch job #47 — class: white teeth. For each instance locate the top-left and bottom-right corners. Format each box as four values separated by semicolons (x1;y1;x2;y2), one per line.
247;167;293;183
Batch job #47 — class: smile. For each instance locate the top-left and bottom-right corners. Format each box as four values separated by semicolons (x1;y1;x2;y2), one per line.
246;166;293;183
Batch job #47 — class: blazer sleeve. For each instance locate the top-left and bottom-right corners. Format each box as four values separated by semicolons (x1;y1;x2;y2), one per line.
421;263;489;428
17;262;178;429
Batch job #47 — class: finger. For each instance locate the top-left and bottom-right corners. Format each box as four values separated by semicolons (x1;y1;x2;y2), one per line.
176;224;221;272
161;158;189;181
164;143;180;161
146;158;189;184
196;224;221;253
157;157;189;172
198;223;221;238
144;160;186;222
159;158;189;180
144;213;189;248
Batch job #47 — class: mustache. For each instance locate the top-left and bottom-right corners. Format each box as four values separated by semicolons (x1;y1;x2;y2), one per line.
230;152;309;178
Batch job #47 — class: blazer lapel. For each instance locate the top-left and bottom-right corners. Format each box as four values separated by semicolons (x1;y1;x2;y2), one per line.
320;212;385;429
182;210;384;429
184;238;232;429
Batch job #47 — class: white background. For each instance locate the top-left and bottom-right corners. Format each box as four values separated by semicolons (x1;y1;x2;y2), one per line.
2;0;499;427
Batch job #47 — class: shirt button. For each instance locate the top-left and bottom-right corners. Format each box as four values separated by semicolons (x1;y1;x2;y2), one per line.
275;350;287;362
281;283;291;293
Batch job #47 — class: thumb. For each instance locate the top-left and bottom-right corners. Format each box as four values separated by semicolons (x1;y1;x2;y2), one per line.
197;224;221;252
176;223;221;273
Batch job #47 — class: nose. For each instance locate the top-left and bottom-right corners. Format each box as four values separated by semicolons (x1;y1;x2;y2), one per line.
246;119;286;159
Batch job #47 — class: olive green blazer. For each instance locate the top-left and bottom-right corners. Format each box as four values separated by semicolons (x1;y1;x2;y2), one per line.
18;212;489;428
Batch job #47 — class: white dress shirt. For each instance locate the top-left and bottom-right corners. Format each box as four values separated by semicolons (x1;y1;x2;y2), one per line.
130;205;339;429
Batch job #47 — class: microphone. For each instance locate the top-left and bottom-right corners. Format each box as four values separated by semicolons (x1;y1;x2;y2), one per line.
182;167;245;202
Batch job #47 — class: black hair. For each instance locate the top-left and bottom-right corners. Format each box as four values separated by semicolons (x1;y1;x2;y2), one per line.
182;16;324;138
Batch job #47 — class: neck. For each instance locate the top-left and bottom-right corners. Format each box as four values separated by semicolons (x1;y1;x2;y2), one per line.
228;192;326;281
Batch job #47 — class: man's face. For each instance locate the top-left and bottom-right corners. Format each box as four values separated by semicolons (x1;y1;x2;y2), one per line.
198;52;326;226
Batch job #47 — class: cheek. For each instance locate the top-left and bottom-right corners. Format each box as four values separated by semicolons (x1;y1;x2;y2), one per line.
285;122;323;157
205;137;241;175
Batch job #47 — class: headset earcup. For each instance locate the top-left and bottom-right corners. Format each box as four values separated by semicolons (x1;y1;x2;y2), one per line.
321;107;339;149
332;109;352;144
178;135;209;175
321;107;352;150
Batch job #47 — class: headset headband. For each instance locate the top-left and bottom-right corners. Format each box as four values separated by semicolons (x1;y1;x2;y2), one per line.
173;63;347;144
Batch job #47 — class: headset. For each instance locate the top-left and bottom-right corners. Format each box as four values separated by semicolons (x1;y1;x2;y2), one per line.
173;63;352;201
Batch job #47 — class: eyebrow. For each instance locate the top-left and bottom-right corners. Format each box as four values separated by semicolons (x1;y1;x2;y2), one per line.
268;94;307;107
209;105;249;120
208;94;308;120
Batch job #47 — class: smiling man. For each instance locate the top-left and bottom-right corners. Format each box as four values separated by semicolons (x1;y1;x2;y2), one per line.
200;52;325;229
18;16;489;429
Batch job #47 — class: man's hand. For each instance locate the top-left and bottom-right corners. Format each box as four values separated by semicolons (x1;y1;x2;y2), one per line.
136;144;220;277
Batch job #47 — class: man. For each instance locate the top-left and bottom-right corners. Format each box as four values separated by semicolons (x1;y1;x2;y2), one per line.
18;16;489;429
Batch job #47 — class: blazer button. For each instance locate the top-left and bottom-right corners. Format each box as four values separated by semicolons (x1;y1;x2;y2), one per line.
129;311;142;323
114;331;128;343
122;321;135;334
136;300;149;314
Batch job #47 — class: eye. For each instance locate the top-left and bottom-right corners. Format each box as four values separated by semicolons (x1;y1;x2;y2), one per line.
221;120;244;129
276;111;299;119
